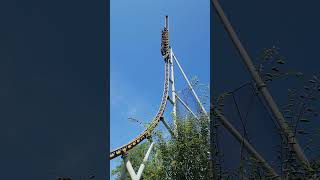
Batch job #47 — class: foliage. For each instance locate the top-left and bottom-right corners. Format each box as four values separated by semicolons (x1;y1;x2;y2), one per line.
112;114;213;180
210;47;320;179
158;115;211;179
256;46;304;82
256;47;320;178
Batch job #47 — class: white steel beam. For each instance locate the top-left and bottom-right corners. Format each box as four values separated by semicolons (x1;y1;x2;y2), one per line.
136;142;155;180
172;52;208;117
211;0;310;169
170;49;178;133
160;117;177;138
123;156;138;180
175;94;199;120
214;109;280;179
121;142;155;180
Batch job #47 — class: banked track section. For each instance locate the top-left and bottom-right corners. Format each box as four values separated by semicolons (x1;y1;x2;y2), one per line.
110;16;170;160
110;61;170;160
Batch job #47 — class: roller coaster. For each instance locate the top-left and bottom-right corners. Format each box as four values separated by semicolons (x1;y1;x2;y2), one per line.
109;60;169;159
110;16;171;160
110;1;318;178
110;15;280;180
110;15;212;180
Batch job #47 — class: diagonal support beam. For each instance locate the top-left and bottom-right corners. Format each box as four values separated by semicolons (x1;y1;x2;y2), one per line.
167;96;175;106
123;155;138;180
160;116;177;138
136;142;155;179
121;142;155;180
172;52;208;117
211;0;310;169
213;109;280;179
175;94;199;120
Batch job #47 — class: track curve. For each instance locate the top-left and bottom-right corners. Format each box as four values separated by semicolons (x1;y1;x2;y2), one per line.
110;18;170;160
109;61;170;160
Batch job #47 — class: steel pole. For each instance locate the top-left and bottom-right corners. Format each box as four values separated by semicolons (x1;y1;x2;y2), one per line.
160;117;177;138
170;49;178;132
136;142;155;180
175;94;198;119
214;109;280;179
123;155;137;180
211;0;310;169
172;52;208;116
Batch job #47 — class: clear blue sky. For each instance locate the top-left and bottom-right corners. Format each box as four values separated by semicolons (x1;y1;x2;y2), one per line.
110;0;209;178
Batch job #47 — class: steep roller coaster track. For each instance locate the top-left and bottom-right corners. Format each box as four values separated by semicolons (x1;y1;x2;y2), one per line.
110;17;170;160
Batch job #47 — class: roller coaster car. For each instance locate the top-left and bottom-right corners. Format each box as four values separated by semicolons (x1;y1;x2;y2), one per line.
160;44;166;56
161;29;170;61
160;48;170;61
163;51;170;61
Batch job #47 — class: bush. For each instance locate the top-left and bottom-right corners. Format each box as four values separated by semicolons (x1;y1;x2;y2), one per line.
111;114;213;180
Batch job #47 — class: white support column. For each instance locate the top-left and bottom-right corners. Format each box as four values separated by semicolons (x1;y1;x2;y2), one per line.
172;52;208;117
170;49;178;132
123;155;138;180
136;142;155;180
121;142;155;180
211;0;310;169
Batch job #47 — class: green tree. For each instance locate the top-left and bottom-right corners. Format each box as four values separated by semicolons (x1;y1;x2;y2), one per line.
111;114;212;180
